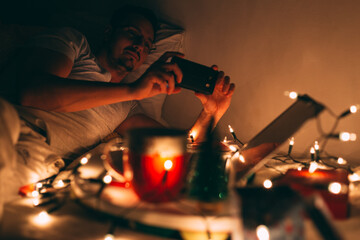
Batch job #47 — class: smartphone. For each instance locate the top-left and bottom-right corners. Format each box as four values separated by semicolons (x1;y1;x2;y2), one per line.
171;56;218;95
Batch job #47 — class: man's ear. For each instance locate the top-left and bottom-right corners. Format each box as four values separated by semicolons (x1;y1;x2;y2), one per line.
103;25;113;43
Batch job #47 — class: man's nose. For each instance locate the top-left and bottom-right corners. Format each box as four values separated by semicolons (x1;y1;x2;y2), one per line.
132;36;145;51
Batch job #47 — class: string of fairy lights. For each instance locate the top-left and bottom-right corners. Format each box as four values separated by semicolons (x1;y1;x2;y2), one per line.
19;90;359;240
223;91;360;192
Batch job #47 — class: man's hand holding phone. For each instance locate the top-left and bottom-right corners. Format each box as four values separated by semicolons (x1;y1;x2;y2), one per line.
130;52;184;100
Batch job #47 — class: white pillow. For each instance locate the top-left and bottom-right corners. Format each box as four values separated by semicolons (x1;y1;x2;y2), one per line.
122;23;185;124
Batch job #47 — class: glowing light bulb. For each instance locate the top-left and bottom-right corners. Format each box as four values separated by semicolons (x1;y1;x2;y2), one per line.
223;136;228;143
36;182;43;189
350;104;359;113
263;179;273;189
228;125;234;133
32;198;40;206
189;131;196;143
348;173;360;182
314;141;319;150
33;211;51;226
103;174;112;184
284;91;298;99
328;182;342;194
80;157;89;165
55;180;65;188
339;132;357;141
309;161;318;173
239;154;245;163
104;234;114;240
298;166;302;171
31;190;39;198
164;160;173;171
288;137;294;155
229;145;237;152
232;151;240;160
256;225;270;240
337;157;346;165
310;147;315;161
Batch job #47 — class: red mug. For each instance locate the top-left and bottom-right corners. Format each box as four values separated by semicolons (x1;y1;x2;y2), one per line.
103;128;189;202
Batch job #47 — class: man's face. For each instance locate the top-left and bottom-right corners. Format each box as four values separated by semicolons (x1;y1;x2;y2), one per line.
106;14;155;76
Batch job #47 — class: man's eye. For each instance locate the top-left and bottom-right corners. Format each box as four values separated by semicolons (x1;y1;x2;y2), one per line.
127;29;138;37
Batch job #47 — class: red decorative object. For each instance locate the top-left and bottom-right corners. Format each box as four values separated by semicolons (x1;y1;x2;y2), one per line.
278;169;349;219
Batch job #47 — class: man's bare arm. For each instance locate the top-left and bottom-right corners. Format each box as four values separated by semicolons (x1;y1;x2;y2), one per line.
16;48;183;112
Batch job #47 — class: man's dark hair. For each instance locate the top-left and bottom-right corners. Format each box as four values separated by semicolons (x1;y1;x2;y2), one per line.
110;5;158;38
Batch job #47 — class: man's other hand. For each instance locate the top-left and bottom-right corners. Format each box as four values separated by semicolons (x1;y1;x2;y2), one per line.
195;66;235;122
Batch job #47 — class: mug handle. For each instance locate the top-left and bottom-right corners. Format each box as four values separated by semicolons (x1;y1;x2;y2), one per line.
102;138;133;183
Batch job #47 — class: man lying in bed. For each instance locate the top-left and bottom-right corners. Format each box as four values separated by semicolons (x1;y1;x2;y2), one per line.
0;5;235;212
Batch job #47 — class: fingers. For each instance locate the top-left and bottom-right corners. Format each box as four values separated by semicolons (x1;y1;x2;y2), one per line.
152;71;175;94
222;76;231;93
227;83;236;96
215;71;225;90
161;62;183;84
211;65;219;71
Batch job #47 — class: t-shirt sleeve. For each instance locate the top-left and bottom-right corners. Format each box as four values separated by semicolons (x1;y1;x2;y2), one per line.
26;27;86;62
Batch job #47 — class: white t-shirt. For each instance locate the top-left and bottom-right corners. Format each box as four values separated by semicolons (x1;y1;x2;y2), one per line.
15;28;135;159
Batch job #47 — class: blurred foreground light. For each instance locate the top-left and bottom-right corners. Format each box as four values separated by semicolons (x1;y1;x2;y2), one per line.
80;157;89;165
32;198;40;206
104;234;114;240
55;180;65;188
337;157;346;165
103;174;112;184
256;225;270;240
164;160;173;171
309;162;318;173
263;179;273;189
31;190;39;198
33;211;51;226
229;145;237;152
349;173;360;182
239;154;245;163
328;182;342;194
